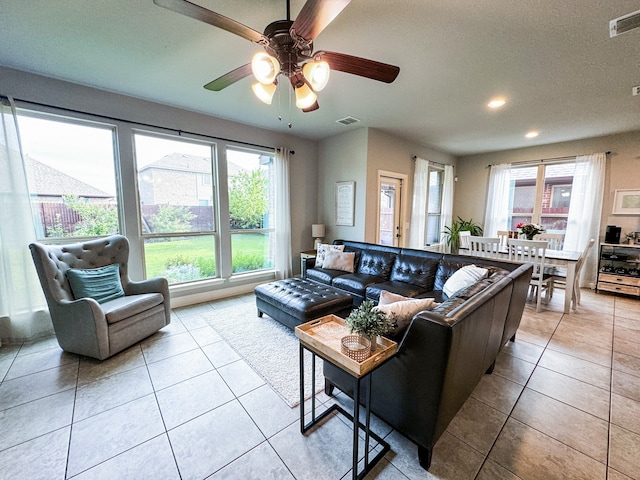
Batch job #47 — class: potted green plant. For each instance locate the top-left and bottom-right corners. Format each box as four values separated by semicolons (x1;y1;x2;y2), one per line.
344;300;391;351
442;217;483;252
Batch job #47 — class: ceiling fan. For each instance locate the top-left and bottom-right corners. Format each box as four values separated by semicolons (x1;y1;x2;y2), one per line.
153;0;400;112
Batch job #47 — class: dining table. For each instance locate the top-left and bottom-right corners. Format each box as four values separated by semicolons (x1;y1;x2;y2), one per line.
459;247;582;314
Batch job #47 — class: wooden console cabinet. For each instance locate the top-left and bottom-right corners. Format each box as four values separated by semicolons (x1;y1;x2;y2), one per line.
597;243;640;297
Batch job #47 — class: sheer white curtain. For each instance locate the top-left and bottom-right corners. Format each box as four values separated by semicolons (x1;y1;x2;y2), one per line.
274;147;292;279
564;153;606;287
409;157;429;248
440;164;454;249
0;96;50;344
483;163;512;237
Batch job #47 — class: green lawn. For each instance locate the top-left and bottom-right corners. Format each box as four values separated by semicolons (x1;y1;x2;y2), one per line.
144;234;273;281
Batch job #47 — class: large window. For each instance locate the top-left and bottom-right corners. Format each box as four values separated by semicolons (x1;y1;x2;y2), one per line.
17;112;119;239
134;133;217;284
227;148;275;273
509;162;575;234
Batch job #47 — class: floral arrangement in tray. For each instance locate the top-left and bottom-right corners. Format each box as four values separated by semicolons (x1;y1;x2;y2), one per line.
516;222;544;240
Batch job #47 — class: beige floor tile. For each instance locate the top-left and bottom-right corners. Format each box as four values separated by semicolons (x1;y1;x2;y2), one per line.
493;351;536;385
500;339;545;364
538;348;611;390
489;418;606;480
614;337;640;360
446;396;508;454
552;321;613;350
612;370;640;402
609;425;640;480
611;393;640;435
614;316;640;332
476;459;524;480
471;372;524;415
613;351;640;377
547;334;612;368
511;388;608;463
615;326;640;346
526;367;610;420
514;328;551;348
608;467;635;480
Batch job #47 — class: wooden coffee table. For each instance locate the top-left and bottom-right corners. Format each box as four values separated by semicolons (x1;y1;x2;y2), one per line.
295;315;397;480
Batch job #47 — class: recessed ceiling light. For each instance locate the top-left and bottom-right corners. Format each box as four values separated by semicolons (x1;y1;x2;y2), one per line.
525;131;539;138
487;98;506;109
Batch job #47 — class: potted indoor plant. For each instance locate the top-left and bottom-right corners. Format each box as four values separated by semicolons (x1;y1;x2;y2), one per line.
442;217;483;252
344;300;391;351
516;222;544;240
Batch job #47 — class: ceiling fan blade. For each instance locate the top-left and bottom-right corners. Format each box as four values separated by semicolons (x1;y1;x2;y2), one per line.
317;51;400;83
291;0;351;41
153;0;266;44
204;64;252;91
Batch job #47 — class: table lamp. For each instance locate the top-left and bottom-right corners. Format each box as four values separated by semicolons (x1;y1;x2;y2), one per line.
312;224;325;250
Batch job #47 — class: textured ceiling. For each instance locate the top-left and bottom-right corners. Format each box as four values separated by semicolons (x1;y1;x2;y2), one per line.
0;0;639;155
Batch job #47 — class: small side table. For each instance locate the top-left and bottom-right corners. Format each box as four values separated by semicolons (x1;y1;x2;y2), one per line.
295;315;397;480
300;249;316;278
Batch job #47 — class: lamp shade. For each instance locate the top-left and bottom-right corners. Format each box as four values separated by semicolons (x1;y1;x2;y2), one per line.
312;224;325;238
251;82;276;104
251;52;280;84
294;82;317;109
302;61;330;91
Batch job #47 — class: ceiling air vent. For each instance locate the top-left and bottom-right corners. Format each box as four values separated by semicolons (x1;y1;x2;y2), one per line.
336;116;361;126
610;9;640;37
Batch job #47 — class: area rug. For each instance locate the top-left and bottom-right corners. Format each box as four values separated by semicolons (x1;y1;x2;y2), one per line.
201;302;324;408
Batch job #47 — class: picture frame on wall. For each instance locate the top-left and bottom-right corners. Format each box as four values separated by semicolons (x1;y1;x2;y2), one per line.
335;181;355;226
612;189;640;215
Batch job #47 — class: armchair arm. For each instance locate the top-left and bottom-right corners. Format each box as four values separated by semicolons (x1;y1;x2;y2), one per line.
49;297;110;360
124;277;171;323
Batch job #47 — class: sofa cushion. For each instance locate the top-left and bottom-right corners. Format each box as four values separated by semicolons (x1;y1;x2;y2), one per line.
357;250;396;278
66;264;125;304
332;274;387;297
306;267;347;285
389;254;439;289
434;258;481;292
315;243;345;268
365;281;429;303
322;251;356;272
442;265;489;298
102;293;164;324
374;293;436;336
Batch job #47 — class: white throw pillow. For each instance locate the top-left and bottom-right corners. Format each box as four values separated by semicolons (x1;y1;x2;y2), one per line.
374;297;436;335
322;251;355;272
378;290;411;305
442;265;489;298
314;243;345;268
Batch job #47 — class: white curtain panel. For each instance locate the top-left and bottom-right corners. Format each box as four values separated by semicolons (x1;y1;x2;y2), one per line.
0;97;50;343
274;148;292;279
440;164;454;248
409;157;428;248
483;163;512;237
564;153;606;288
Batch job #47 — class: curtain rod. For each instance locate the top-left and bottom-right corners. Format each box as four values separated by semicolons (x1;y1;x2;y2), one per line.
411;155;452;168
487;151;611;168
10;96;294;154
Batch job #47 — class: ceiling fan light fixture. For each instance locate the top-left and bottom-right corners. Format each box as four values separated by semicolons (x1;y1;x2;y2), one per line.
302;61;330;91
295;82;317;109
251;82;277;104
251;52;280;84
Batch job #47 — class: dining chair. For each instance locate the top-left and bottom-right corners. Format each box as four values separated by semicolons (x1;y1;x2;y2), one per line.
508;238;553;312
547;238;595;310
497;230;510;247
458;230;471;249
533;233;565;250
468;236;501;257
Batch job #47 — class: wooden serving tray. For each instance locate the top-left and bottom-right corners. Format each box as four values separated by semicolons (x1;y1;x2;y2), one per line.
295;315;397;378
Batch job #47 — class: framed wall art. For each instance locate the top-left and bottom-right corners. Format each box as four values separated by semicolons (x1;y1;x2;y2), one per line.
335;181;355;226
612;189;640;215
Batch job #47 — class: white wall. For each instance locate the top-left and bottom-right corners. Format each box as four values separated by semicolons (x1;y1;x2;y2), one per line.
0;66;319;297
455;130;640;241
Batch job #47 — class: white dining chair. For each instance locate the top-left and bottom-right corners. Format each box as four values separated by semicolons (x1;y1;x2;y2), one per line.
547;238;595;310
534;233;565;250
468;236;501;257
458;230;471;249
508;238;553;312
497;230;510;247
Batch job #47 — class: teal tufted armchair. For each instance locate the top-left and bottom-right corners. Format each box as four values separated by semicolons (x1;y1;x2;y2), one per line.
29;235;170;360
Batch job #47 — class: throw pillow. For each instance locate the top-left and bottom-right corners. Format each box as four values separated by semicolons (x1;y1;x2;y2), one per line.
442;264;489;298
322;251;356;272
66;264;125;304
378;290;411;305
315;243;345;268
374;297;437;336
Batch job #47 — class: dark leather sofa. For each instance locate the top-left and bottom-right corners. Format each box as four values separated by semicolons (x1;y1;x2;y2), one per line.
305;240;532;469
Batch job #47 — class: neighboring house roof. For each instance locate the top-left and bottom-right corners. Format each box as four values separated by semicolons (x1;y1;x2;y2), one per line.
25;155;112;198
139;152;245;176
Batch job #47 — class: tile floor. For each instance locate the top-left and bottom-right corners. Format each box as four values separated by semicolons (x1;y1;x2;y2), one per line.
0;289;639;479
